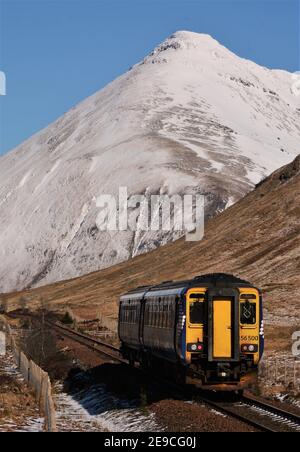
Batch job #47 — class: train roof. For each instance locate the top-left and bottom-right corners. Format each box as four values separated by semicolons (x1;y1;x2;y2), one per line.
190;273;253;288
120;273;257;301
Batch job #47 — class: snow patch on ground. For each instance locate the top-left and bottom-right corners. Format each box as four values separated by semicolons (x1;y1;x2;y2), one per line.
54;383;160;432
0;418;45;433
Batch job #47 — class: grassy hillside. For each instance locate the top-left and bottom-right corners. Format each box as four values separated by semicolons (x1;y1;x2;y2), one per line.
1;155;299;353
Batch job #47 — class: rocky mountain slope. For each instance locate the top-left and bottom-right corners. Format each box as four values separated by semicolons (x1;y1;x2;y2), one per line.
0;31;299;292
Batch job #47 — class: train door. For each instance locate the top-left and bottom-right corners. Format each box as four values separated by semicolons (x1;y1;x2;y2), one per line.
213;298;233;359
208;290;240;363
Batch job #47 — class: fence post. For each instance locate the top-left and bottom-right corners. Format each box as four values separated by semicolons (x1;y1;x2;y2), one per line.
46;377;57;432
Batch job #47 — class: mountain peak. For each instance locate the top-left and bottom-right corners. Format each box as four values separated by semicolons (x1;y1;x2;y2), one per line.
141;30;229;67
170;30;218;43
0;30;299;293
158;29;219;50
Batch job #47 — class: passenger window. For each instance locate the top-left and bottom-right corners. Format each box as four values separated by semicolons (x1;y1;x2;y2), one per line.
149;305;153;327
153;304;156;328
163;301;168;329
158;299;162;328
167;302;173;328
240;301;256;325
145;305;149;326
152;303;156;327
156;303;160;328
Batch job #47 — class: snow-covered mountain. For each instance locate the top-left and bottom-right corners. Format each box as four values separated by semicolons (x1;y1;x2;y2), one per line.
0;31;299;293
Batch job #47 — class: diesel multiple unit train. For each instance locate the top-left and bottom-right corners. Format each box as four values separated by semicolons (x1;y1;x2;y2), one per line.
119;274;264;391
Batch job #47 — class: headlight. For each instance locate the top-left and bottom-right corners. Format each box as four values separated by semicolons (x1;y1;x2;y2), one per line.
188;343;204;352
241;344;258;353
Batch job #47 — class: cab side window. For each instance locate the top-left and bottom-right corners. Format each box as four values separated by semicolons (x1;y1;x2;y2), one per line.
190;302;204;324
240;301;256;325
189;294;205;324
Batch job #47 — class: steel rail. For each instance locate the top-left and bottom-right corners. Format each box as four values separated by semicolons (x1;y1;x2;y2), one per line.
195;395;276;432
45;319;124;364
241;395;300;430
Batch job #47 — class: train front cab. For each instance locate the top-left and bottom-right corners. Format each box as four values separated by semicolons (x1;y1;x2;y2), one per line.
185;286;262;389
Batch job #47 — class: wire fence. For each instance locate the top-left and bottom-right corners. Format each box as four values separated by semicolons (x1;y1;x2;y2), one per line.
97;313;118;333
259;357;300;393
65;308;118;335
0;316;57;432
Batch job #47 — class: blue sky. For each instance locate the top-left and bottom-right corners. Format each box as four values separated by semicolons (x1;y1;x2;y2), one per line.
0;0;299;156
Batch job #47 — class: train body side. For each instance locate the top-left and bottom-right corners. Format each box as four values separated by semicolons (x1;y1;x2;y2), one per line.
119;287;185;363
118;293;141;351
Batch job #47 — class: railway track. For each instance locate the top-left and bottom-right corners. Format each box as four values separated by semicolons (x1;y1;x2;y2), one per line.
241;395;300;432
196;394;300;432
44;319;125;364
14;315;300;433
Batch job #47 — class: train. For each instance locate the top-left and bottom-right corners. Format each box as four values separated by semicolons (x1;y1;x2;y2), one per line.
118;273;264;392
